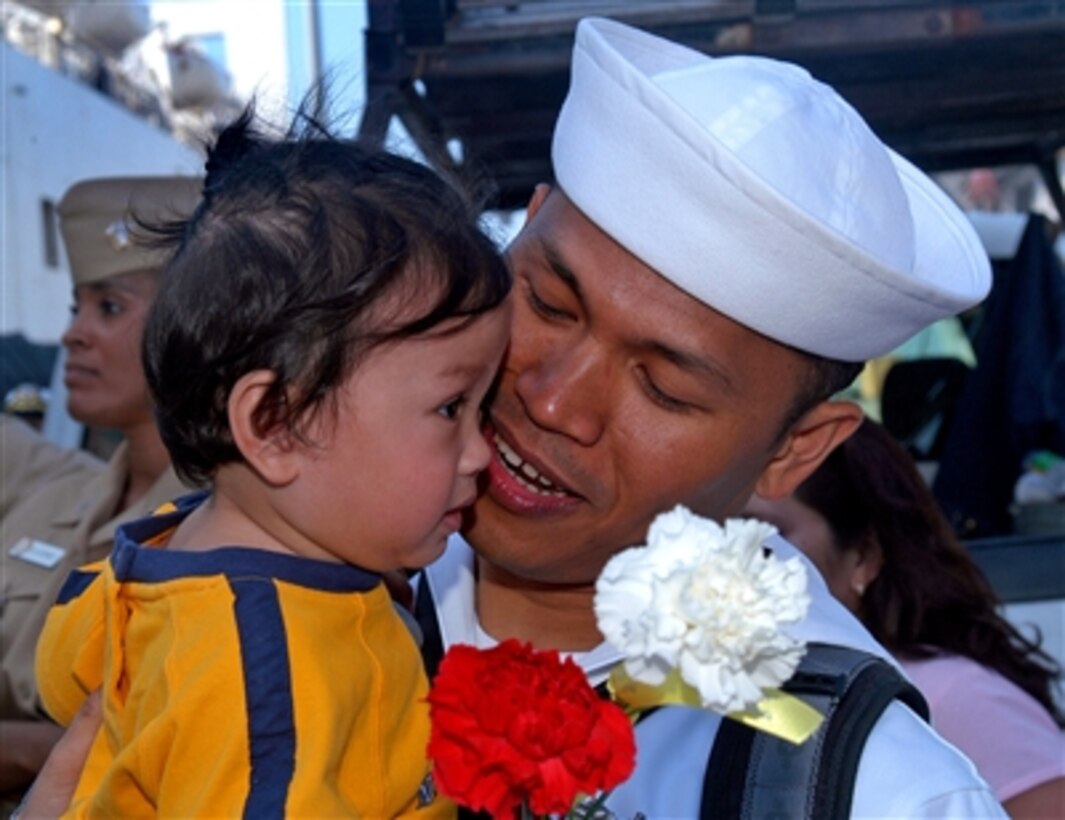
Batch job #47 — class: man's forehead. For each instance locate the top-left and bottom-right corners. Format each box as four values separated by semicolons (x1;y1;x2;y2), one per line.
519;187;734;324
512;187;645;284
512;188;791;390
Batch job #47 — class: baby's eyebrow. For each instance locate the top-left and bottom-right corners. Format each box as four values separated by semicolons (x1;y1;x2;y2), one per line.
439;361;491;379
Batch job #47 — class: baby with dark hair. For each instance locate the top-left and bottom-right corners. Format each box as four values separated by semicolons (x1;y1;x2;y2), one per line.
34;106;511;817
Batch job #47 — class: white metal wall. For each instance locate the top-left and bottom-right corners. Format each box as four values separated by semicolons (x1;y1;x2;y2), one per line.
2;42;201;344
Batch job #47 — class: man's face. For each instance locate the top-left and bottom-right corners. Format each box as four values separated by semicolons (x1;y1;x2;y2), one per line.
464;187;812;585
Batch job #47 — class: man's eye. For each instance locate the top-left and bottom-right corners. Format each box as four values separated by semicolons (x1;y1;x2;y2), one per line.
438;396;465;420
526;284;570;320
100;300;124;317
638;368;692;413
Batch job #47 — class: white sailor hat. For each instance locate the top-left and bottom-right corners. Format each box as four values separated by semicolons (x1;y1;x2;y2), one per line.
552;18;991;361
57;175;203;286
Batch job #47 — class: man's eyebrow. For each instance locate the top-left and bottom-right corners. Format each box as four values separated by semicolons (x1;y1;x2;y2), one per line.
638;340;736;394
537;238;733;393
540;241;584;302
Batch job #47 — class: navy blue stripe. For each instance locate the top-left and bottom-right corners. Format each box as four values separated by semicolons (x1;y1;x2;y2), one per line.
54;568;99;605
110;496;381;593
232;577;295;819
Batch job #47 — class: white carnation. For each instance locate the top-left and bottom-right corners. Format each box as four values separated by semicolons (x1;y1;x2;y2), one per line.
595;505;810;714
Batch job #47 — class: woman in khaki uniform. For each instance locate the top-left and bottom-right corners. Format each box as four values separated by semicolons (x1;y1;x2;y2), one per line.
0;176;200;800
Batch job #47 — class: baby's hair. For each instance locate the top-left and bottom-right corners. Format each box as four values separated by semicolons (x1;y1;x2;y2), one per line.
142;103;511;486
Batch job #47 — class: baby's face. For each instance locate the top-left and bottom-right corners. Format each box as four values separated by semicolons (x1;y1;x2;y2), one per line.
283;299;512;572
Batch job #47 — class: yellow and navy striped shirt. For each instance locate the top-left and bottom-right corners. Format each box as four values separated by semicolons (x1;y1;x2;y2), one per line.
36;493;451;818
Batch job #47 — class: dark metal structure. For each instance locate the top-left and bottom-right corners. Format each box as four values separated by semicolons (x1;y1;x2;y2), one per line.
359;0;1065;213
357;1;1065;596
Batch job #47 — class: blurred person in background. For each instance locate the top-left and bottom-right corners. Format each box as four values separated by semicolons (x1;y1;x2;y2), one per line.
746;418;1065;819
0;175;199;803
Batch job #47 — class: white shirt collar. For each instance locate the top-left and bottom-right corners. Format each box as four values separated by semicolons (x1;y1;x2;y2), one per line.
421;534;624;684
421;531;898;681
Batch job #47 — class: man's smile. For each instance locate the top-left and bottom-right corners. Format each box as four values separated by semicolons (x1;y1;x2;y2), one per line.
493;433;568;497
482;421;582;515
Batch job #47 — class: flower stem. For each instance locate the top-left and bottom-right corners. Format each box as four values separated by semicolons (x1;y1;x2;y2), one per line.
567;790;612;819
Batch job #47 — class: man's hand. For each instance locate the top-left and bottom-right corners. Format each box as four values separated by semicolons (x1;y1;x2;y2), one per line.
20;691;101;819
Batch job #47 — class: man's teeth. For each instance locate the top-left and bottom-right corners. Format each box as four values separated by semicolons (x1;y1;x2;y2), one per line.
494;434;568;497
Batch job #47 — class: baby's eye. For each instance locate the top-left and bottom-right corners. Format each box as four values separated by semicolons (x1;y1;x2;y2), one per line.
437;396;466;420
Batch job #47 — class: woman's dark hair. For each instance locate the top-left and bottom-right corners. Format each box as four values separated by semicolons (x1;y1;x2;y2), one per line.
796;418;1064;724
142;103;511;486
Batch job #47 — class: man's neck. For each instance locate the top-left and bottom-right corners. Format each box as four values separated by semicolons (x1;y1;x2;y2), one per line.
474;556;604;652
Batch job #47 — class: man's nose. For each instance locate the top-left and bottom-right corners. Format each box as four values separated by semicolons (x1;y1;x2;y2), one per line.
513;338;607;446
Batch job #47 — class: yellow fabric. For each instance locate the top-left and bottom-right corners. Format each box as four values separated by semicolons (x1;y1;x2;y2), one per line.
36;502;453;818
34;559;107;726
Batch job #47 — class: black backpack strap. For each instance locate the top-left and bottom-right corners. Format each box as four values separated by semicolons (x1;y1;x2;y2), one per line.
413;578;490;820
700;642;929;820
413;574;445;681
808;647;929;819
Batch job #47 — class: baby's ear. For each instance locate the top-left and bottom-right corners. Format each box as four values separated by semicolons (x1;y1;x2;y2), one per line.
228;370;299;486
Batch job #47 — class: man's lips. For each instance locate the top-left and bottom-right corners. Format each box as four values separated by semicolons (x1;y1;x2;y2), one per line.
483;422;581;514
493;434;570;497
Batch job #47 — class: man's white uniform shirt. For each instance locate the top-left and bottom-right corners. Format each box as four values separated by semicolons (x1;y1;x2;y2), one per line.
419;534;1006;819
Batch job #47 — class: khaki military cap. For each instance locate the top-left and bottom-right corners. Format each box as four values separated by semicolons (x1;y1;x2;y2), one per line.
57;175;203;285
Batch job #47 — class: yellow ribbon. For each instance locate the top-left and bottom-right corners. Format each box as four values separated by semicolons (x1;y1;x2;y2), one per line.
608;666;823;745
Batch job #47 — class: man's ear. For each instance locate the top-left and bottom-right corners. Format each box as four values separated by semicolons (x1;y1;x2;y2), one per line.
755;400;863;500
228;370;299;487
524;183;552;225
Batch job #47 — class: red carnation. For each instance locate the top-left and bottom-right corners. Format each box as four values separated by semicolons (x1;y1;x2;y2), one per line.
427;640;636;819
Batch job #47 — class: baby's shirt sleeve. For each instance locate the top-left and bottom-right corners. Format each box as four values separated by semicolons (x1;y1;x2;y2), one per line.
35;559;108;726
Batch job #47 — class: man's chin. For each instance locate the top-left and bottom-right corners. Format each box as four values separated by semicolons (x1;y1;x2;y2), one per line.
461;496;601;584
463;494;547;554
